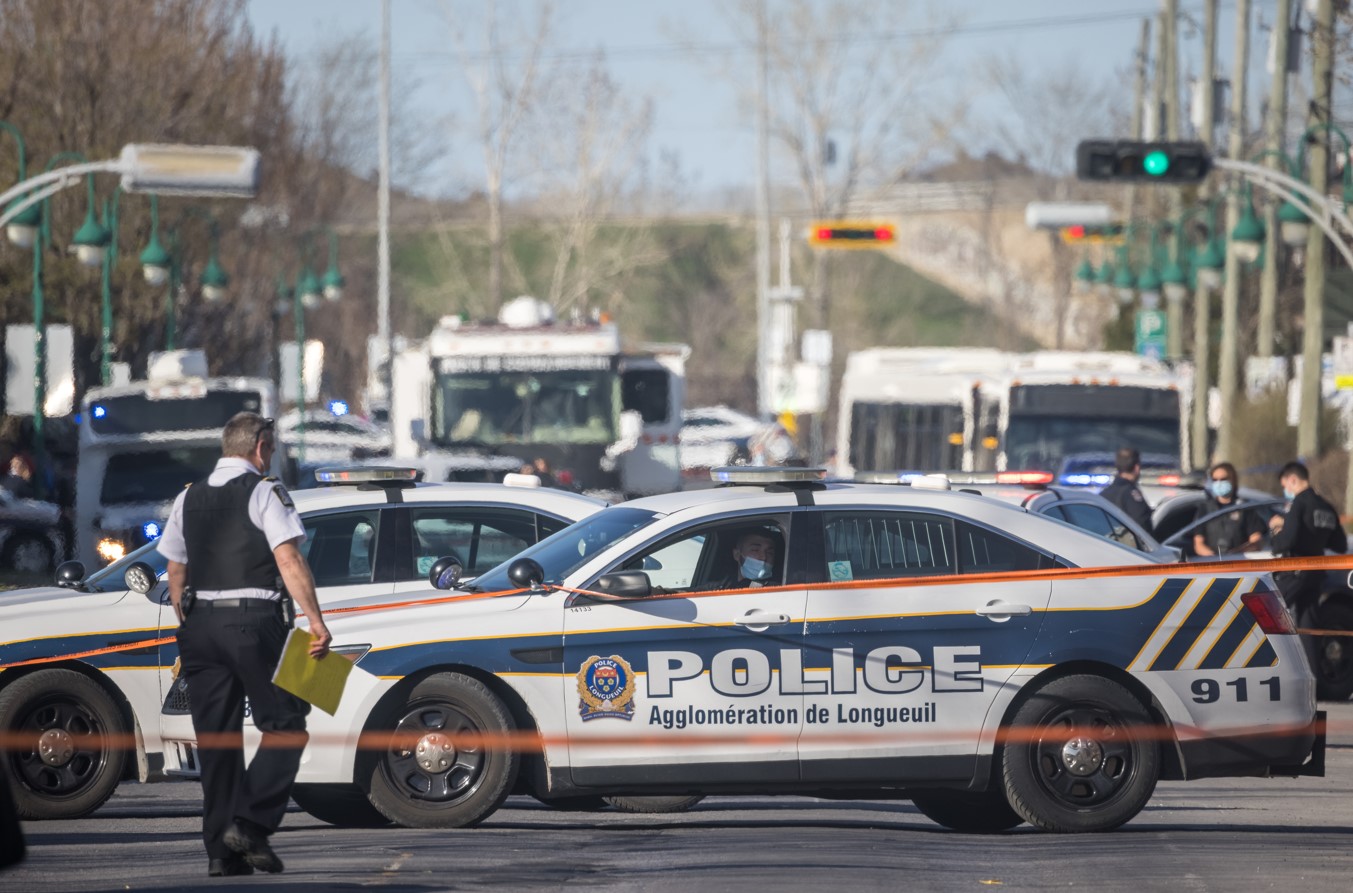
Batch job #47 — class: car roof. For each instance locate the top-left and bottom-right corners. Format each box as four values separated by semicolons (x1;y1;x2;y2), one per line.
289;480;606;519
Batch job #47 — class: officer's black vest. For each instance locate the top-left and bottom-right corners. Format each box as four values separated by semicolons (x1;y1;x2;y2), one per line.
182;472;281;591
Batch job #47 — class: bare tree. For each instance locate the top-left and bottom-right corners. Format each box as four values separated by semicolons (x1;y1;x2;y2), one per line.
444;0;554;311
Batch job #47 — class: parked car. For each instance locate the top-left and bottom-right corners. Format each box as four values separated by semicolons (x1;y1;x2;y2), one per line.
277;409;393;466
0;489;67;574
0;469;605;820
679;405;765;474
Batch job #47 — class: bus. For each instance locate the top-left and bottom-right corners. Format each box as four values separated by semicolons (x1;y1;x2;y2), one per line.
836;349;1191;479
390;298;687;498
75;350;282;567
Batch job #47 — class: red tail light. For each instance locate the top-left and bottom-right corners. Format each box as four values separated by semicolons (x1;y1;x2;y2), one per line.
1241;589;1296;634
1156;474;1180;486
996;471;1054;486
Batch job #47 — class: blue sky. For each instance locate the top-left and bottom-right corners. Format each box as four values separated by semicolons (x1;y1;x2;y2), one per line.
245;1;1289;199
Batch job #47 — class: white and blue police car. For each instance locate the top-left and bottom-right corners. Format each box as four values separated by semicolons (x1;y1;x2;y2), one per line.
159;467;1324;833
0;468;604;820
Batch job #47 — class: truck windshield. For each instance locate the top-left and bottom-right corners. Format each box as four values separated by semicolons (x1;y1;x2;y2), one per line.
1004;417;1180;472
432;370;619;446
99;447;221;505
467;506;658;592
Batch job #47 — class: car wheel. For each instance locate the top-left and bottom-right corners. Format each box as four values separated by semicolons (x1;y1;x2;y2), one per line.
532;794;610;811
1000;674;1158;833
910;789;1024;833
603;794;705;814
365;672;518;828
1313;599;1353;701
0;669;128;820
3;534;55;575
291;783;391;827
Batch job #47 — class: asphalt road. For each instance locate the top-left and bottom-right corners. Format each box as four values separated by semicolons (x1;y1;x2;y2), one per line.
6;704;1353;892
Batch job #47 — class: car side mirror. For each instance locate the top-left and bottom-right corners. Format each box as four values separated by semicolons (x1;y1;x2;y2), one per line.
429;555;465;590
124;561;156;595
591;571;653;599
508;557;547;591
54;560;86;589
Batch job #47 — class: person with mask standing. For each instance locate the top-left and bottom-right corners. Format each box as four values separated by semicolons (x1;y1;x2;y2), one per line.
1269;461;1347;623
1098;446;1154;536
1191;461;1265;556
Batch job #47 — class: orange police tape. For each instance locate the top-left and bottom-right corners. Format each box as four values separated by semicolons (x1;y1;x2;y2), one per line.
0;717;1335;756
5;554;1353;676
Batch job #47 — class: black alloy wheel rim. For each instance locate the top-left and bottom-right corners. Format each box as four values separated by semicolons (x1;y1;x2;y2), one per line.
381;699;487;805
1029;703;1138;809
11;694;110;798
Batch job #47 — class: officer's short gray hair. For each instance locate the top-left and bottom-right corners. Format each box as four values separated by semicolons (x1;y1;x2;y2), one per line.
222;412;274;458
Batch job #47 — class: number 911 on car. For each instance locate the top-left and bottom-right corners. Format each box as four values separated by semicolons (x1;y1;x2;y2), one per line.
161;467;1324;834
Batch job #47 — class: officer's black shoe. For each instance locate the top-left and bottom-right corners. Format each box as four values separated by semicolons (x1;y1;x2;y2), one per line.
223;821;284;874
207;855;254;877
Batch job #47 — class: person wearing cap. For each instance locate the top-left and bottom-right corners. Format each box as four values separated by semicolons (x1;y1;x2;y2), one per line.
158;412;331;877
1098;446;1153;536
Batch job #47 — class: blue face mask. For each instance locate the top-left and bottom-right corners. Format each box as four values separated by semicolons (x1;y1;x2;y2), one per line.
740;556;772;581
1284;488;1297;501
1209;480;1233;499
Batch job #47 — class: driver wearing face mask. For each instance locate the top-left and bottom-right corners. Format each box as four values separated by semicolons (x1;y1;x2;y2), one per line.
707;530;780;590
1191;461;1264;557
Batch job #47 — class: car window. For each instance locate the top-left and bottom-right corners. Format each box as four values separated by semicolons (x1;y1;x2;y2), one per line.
468;506;660;592
614;515;787;592
956;521;1051;573
1058;503;1143;551
622;368;671;424
1152;498;1201;543
822;512;956;580
407;507;539;580
302;510;380;587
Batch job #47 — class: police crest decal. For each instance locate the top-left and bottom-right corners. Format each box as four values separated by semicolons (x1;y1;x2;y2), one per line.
577;655;636;721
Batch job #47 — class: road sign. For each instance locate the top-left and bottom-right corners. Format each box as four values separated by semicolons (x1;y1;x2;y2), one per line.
808;221;895;249
119;144;261;198
1025;201;1113;230
1134;309;1167;359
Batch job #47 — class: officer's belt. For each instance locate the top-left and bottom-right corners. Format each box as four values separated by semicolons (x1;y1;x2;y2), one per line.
192;598;280;611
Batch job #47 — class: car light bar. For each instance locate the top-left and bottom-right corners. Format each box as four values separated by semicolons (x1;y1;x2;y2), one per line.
1241;589;1297;635
710;466;828;484
854;471;925;485
996;471;1055;486
1060;473;1114;487
314;466;420;485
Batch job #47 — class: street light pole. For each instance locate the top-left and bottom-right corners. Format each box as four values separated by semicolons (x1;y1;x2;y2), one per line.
99;187;122;385
1300;0;1336;460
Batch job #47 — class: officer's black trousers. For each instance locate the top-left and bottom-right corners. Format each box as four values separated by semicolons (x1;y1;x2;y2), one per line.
179;601;310;861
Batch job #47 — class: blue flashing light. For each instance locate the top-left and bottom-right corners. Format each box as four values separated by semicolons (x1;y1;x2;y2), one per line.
142;521;163;540
896;472;926;484
92;404;107;419
1060;473;1113;487
328;399;349;417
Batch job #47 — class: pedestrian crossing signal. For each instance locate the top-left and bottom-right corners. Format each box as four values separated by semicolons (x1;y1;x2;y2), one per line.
809;221;896;249
1076;140;1211;183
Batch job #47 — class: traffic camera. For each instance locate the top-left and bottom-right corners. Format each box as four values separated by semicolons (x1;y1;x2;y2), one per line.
1076;140;1211;184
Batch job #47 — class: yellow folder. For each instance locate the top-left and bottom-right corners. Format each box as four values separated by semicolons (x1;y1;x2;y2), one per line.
271;628;354;716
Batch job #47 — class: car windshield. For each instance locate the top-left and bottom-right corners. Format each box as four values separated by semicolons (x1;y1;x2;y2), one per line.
431;369;619;446
82;540;167;593
467;506;658;592
99;447;221;505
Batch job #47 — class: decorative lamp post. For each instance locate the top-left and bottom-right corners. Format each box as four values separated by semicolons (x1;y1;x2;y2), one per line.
322;230;345;301
1095;259;1116;299
0;120;39;249
1114;258;1136;305
1276;200;1310;247
139;196;171;286
1229;188;1266;264
1073;256;1095;294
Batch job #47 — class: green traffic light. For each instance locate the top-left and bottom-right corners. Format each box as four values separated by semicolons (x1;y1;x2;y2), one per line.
1143;150;1170;176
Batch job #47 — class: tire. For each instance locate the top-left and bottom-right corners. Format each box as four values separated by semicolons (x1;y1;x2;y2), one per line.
1000;674;1159;833
532;794;610;811
291;783;391;827
1312;599;1353;702
910;789;1024;833
604;794;705;814
3;534;55;575
365;672;518;828
0;670;128;820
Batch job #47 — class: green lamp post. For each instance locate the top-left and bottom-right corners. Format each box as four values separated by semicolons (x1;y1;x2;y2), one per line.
1073;256;1095;294
0;120;40;249
1229;187;1266;265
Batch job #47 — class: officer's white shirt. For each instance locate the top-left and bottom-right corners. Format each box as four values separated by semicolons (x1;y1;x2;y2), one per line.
158;457;306;601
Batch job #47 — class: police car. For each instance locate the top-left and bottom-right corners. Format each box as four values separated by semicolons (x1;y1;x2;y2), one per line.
0;469;604;820
163;467;1323;833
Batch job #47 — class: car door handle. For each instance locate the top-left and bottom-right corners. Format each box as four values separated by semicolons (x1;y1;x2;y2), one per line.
975;601;1032;618
734;610;792;629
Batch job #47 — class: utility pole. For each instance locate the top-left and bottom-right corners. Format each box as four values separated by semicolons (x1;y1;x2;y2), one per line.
1216;0;1250;462
377;0;393;416
754;0;773;418
1299;0;1335;459
1191;0;1218;471
1164;0;1184;360
1127;18;1152;222
1257;0;1292;358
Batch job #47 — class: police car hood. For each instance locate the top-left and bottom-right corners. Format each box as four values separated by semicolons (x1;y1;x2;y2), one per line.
0;584;129;622
321;588;532;639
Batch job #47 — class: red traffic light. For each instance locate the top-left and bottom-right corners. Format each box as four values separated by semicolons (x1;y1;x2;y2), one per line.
809;221;897;249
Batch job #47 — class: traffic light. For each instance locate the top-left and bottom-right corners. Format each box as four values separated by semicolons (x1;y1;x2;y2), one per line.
1060;223;1126;245
809;221;896;249
1076;140;1212;183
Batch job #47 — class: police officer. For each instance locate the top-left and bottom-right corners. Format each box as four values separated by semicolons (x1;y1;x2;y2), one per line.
706;529;780;589
1099;446;1154;535
1191;461;1264;556
1269;461;1347;630
158;412;331;877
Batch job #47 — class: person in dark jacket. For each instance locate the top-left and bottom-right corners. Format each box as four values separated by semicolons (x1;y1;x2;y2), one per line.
1269;461;1347;613
1192;461;1265;556
1098;447;1153;535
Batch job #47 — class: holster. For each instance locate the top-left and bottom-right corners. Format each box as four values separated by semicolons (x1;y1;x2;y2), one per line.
279;589;296;628
181;587;197;618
